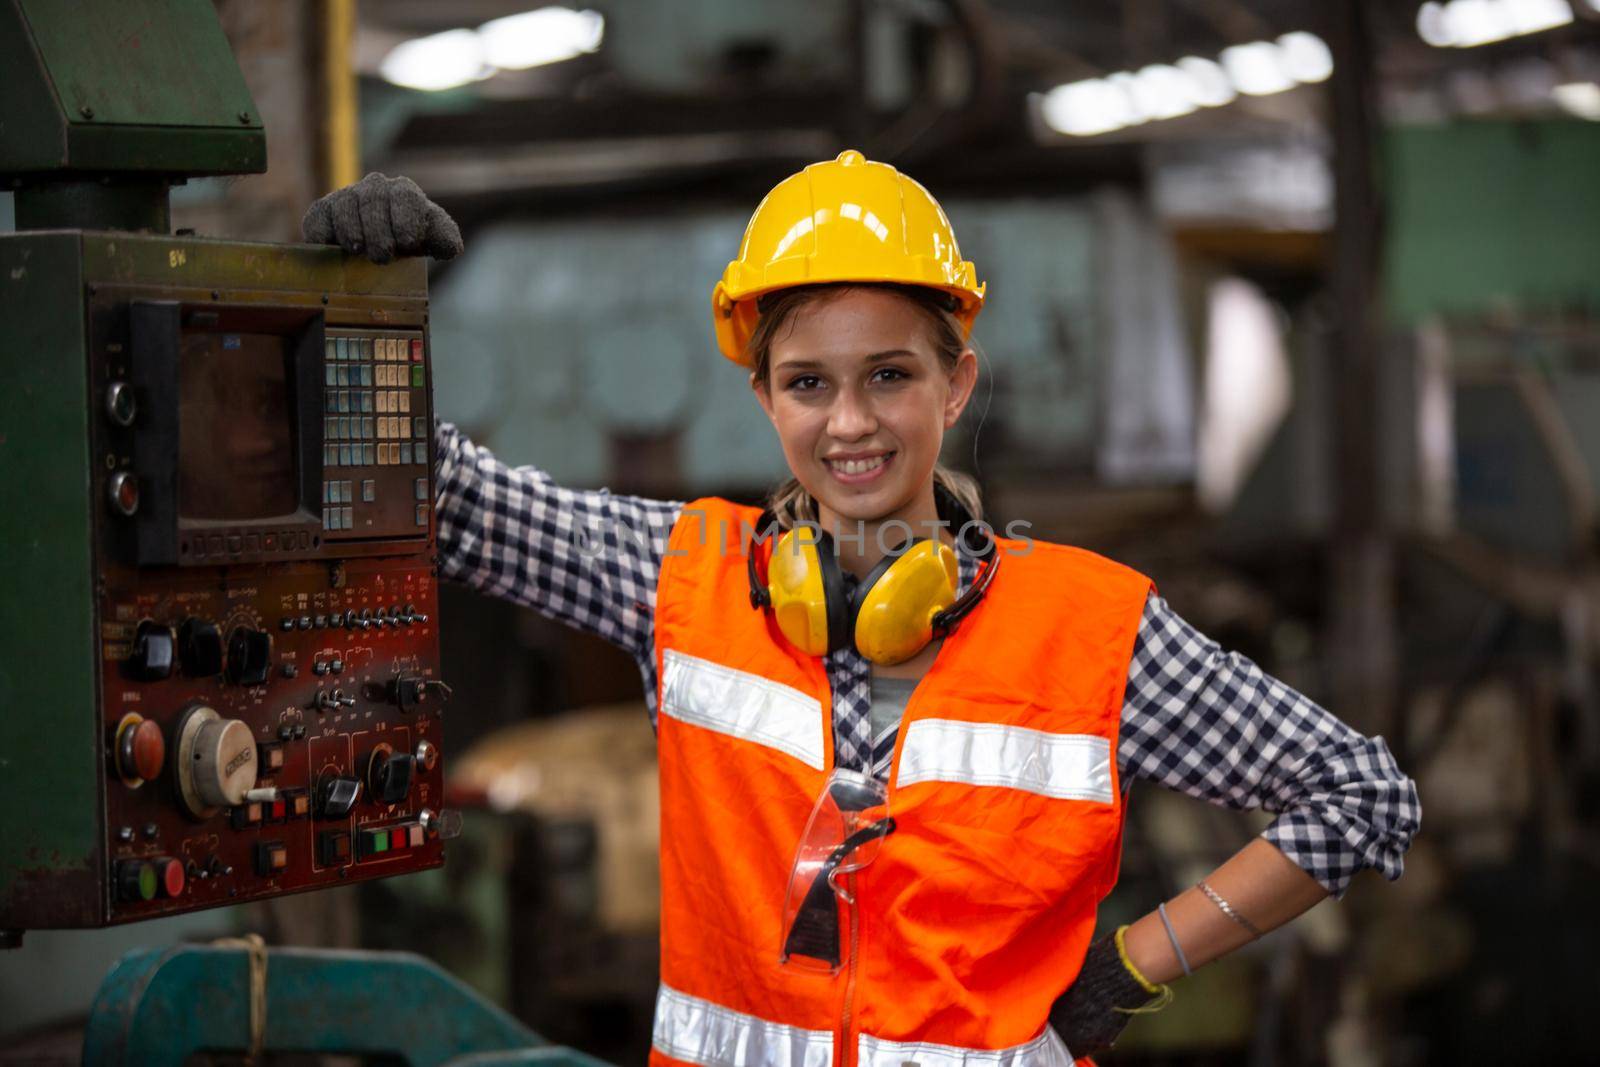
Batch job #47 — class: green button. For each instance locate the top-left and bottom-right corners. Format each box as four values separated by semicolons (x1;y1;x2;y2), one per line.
138;863;157;900
370;831;388;854
411;365;424;387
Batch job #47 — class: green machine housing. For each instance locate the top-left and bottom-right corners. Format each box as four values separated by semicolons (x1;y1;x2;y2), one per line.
0;0;449;940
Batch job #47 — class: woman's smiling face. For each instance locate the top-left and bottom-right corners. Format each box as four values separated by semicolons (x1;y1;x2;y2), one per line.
752;287;977;528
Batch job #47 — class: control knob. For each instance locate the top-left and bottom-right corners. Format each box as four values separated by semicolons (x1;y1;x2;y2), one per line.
365;743;416;806
179;618;224;677
225;626;272;686
124;621;175;681
316;775;363;819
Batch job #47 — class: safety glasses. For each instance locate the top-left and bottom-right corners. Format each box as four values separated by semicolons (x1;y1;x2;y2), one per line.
779;769;897;974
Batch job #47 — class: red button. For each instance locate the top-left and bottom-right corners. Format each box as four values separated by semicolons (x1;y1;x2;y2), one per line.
159;858;185;898
271;799;286;821
391;828;407;851
410;339;423;361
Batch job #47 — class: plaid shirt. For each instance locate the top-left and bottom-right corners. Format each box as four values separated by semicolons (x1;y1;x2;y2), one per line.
436;422;1419;900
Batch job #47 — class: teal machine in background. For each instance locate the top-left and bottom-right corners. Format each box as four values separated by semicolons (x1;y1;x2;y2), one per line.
0;1;607;1062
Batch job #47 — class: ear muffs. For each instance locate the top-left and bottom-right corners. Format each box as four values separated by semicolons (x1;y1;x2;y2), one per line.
747;490;1001;665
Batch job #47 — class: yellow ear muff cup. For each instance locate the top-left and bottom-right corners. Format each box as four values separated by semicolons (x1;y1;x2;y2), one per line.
766;527;850;656
851;540;960;665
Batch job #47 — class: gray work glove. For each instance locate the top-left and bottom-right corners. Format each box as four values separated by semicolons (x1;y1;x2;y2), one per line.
301;172;463;264
1049;931;1164;1060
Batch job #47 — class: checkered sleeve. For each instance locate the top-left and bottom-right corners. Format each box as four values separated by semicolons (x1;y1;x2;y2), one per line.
1119;593;1421;900
432;421;683;714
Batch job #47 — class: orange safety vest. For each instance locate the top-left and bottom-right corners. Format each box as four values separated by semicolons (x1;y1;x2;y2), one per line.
651;497;1152;1067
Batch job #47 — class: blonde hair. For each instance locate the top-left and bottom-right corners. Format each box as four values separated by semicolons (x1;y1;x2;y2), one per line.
747;283;983;531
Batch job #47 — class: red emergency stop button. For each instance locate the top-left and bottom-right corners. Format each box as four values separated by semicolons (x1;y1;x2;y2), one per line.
115;714;166;785
155;856;185;898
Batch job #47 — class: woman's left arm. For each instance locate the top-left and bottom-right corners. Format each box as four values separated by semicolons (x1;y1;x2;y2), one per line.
1114;592;1422;982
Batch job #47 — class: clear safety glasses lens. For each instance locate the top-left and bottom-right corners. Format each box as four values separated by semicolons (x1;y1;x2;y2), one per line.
779;769;895;975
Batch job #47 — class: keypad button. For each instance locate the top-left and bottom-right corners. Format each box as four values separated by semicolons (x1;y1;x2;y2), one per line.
361;392;373;413
336;337;348;360
325;364;337;386
339;444;352;466
324;444;338;466
362;416;375;439
363;444;376;465
411;338;423;361
415;504;427;527
361;337;374;360
341;506;353;529
362;479;376;502
400;443;412;465
359;364;372;387
411;365;425;387
399;392;411;413
414;416;426;438
325;339;337;361
414;477;428;501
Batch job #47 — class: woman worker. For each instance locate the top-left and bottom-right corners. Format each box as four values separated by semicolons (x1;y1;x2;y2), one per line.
305;151;1420;1066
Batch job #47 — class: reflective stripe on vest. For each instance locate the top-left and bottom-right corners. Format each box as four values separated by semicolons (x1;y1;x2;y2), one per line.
897;719;1115;804
661;648;826;770
653;983;834;1067
653;984;1076;1067
858;1026;1075;1067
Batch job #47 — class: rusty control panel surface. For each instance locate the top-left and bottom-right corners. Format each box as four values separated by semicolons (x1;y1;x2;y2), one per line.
0;234;449;932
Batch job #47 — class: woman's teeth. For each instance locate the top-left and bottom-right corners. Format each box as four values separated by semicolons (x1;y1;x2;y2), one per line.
829;455;889;474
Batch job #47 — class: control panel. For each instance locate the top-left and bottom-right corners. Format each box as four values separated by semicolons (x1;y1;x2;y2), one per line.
0;234;449;934
97;560;445;920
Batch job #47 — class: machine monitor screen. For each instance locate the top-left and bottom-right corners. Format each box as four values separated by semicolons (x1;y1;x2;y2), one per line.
177;331;299;521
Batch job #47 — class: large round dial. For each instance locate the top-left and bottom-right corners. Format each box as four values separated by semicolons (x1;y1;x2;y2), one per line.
173;705;256;817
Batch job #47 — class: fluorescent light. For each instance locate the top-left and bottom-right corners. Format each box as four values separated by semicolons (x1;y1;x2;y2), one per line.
1177;56;1237;106
1504;0;1574;35
1417;3;1456;46
1416;0;1574;48
1040;79;1139;136
1554;81;1600;118
1277;32;1333;83
479;7;604;70
1220;41;1295;96
380;29;491;92
1125;64;1203;120
381;6;605;92
1040;31;1330;137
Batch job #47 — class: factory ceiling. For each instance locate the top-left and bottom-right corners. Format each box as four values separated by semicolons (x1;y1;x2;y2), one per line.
352;1;1600;208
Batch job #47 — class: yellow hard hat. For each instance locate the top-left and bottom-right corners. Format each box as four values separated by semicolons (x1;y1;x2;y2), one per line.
712;149;986;367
